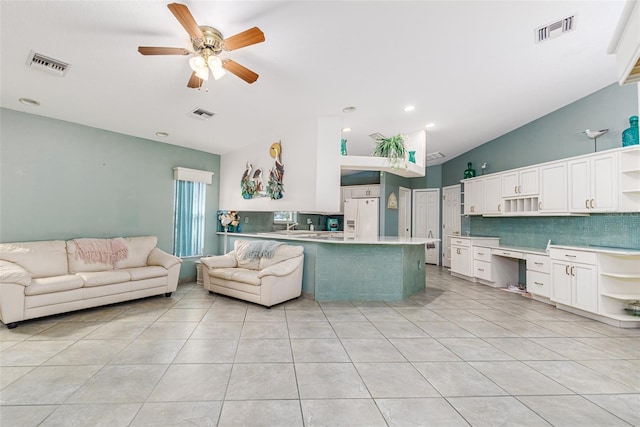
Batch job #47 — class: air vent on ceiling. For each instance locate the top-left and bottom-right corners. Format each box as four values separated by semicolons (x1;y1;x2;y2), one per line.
188;108;215;120
536;15;575;43
26;51;70;76
368;132;386;140
426;152;445;161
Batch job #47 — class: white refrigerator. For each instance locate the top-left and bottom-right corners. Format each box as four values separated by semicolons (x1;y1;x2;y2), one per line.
343;198;379;239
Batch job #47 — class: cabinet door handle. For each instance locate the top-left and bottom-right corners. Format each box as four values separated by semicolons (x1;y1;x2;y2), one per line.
585;199;590;209
534;281;544;286
498;204;501;212
518;185;522;193
565;265;570;275
514;185;518;194
538;201;542;210
570;266;575;276
590;199;594;208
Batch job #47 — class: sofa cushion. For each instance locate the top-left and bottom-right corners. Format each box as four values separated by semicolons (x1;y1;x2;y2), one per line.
0;240;68;278
209;268;261;286
113;236;157;269
234;241;261;270
25;275;84;296
125;266;168;281
259;245;304;270
66;240;115;273
76;270;131;287
0;260;32;286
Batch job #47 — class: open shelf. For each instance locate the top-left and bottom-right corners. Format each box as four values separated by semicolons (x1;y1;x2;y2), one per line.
601;292;640;300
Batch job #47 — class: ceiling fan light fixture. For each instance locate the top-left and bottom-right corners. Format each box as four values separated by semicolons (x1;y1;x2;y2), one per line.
210;66;226;80
207;56;226;80
195;67;209;81
189;56;206;72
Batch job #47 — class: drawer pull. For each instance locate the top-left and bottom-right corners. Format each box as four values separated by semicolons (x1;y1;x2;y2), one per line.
534;281;544;286
478;268;485;272
502;252;510;255
478;252;485;256
534;262;544;265
564;254;576;258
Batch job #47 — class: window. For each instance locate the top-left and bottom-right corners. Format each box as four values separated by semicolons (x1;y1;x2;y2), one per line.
172;167;214;258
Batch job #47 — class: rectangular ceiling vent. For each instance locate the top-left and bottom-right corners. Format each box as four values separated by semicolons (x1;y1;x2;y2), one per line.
188;108;215;120
536;15;575;43
26;51;70;76
426;152;445;161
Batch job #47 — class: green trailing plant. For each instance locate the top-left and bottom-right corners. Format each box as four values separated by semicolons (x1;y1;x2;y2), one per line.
372;134;407;168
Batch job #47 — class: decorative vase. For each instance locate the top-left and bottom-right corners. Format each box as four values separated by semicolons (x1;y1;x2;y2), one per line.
340;138;348;156
408;151;416;163
622;115;639;147
464;162;476;178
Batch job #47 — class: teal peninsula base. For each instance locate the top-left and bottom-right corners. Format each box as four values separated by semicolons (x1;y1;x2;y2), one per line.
221;233;428;301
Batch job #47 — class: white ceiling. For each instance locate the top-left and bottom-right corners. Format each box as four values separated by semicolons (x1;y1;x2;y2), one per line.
0;1;626;166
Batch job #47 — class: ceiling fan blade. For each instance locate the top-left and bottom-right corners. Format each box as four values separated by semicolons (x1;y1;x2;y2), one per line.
222;59;259;84
167;3;204;40
138;46;190;55
187;71;203;88
223;27;265;51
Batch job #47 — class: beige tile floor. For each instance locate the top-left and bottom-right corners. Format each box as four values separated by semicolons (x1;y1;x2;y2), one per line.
1;265;639;426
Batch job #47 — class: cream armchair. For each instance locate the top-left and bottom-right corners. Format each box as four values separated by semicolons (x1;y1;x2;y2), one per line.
201;240;304;308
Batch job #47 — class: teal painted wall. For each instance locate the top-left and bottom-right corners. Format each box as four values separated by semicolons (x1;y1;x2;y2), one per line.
411;82;639;251
442;83;638;186
412;164;442;189
0;108;221;281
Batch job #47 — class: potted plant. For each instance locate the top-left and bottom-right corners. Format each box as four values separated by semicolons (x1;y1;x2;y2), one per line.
372;134;407;168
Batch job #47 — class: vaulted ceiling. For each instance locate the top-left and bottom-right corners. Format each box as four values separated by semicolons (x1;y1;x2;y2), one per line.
0;1;626;165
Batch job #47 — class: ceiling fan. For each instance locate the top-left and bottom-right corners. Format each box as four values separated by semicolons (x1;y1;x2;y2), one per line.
138;2;265;88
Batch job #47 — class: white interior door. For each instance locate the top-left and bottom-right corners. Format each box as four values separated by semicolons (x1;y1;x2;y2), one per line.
442;184;461;268
413;188;440;265
398;187;411;238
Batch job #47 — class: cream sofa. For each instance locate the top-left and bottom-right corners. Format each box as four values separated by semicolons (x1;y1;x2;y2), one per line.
0;236;181;328
201;240;303;308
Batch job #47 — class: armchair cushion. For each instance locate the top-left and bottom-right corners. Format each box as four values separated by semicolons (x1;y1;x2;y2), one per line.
202;253;237;269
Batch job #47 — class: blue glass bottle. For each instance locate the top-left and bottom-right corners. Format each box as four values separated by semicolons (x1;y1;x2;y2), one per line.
622;115;639;147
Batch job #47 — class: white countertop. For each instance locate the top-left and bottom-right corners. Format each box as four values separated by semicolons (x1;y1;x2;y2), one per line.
550;244;640;256
217;231;439;246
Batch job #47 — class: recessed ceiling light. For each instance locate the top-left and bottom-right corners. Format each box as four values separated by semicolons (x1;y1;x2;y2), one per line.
341;127;352;133
155;132;169;138
425;123;435;129
19;97;40;106
403;105;415;112
342;106;356;113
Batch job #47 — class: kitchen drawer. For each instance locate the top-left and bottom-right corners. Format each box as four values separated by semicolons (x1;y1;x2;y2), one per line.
451;238;470;248
526;254;550;273
527;270;550;298
549;248;597;265
474;260;492;281
492;248;524;259
473;246;492;262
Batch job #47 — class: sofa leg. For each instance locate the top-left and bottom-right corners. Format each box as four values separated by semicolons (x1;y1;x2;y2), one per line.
6;322;17;329
165;292;172;297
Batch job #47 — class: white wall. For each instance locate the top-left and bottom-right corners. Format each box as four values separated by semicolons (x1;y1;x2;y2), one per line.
219;118;319;211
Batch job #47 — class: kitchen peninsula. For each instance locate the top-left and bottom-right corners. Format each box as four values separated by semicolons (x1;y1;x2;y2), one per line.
217;231;438;301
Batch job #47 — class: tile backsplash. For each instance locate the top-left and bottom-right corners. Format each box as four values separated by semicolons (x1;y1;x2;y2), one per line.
470;213;640;250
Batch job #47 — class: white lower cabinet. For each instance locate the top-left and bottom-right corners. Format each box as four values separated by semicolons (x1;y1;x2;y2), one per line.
526;253;551;298
451;239;472;278
550;248;598;313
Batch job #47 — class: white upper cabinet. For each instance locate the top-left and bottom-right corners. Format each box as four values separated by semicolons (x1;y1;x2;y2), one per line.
502;167;539;197
539;162;568;213
463;178;484;215
568;152;618;213
483;175;503;214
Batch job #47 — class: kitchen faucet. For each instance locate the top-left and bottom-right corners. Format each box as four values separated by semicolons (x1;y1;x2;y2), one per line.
286;222;299;231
